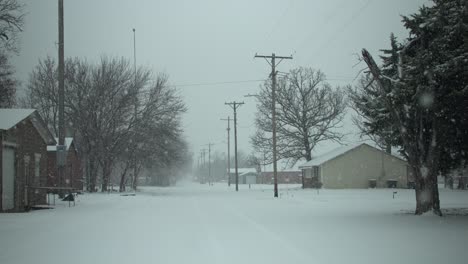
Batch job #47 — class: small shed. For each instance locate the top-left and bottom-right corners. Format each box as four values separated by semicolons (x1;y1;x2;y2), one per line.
1;109;56;211
299;143;413;189
229;168;258;184
47;137;83;190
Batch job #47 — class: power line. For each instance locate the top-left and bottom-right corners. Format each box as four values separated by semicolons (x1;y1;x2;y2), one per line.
168;79;266;88
302;0;373;63
293;0;346;54
264;0;296;46
126;74;356;98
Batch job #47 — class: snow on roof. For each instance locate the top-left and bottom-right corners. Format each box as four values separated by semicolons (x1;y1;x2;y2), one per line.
299;143;364;168
229;168;257;174
47;137;74;151
0;109;56;145
0;109;35;130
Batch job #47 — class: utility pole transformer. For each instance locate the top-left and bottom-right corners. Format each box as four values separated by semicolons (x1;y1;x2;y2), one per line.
57;0;66;185
220;117;231;186
254;53;292;198
225;102;244;192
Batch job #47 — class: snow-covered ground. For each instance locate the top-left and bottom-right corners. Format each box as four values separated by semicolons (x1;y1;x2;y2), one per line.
1;182;467;264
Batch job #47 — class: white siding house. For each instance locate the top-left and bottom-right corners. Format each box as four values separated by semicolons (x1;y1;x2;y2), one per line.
299;143;413;189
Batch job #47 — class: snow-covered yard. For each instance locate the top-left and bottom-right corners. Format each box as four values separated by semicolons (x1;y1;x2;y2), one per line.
1;183;467;264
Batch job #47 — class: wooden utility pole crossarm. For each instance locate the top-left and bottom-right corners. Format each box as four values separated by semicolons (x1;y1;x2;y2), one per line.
254;53;292;198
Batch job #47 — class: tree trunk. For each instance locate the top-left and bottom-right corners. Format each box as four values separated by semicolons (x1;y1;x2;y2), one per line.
457;164;466;190
385;143;391;154
412;164;442;216
132;163;141;191
302;149;312;189
119;162;130;192
88;157;98;192
458;177;466;190
101;159;112;192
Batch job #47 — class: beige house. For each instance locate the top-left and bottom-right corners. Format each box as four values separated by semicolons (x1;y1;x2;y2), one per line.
299;143;413;189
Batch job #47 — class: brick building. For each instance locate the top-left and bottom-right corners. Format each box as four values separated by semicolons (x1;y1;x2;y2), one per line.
257;171;302;184
47;137;83;190
1;109;56;212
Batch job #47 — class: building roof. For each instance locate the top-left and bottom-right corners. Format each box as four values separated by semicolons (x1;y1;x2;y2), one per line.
299;143;407;168
47;137;74;151
260;171;301;176
299;143;365;168
0;109;35;130
0;108;56;145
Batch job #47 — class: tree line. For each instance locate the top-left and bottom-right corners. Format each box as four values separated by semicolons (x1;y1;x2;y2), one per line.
20;56;189;192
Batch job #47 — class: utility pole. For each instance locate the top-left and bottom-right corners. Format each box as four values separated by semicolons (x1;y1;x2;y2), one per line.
207;143;214;186
198;151;203;183
132;28;138;191
200;149;207;184
225;102;244;192
197;154;200;181
255;53;292;198
57;0;66;187
220;117;231;186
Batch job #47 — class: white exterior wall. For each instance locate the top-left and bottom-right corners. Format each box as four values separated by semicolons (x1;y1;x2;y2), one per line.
321;144;409;189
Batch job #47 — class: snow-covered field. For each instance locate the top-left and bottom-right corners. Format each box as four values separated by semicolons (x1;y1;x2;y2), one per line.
1;182;467;264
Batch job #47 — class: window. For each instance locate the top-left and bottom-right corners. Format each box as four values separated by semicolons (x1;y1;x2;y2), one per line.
34;153;41;179
313;166;319;178
24;155;30;184
303;168;312;179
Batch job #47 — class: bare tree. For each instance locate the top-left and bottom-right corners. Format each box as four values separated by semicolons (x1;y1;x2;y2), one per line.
0;0;24;106
251;67;347;167
23;56;188;192
19;57;58;133
83;56;151;192
0;51;16;107
119;74;187;191
0;0;24;53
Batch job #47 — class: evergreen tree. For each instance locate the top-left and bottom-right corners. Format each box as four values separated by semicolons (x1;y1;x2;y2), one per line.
349;34;401;153
361;0;468;215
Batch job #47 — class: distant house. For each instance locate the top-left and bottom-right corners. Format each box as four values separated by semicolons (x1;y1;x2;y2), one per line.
1;109;56;211
257;171;302;184
47;137;83;190
228;168;258;184
299;143;413;189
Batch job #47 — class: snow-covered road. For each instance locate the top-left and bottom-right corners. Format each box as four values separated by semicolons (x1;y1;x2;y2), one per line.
1;182;468;264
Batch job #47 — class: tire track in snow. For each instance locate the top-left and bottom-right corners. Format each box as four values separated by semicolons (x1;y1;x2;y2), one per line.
191;197;228;263
216;200;313;263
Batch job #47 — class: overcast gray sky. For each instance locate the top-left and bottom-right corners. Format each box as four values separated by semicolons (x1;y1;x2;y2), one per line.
11;0;429;168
